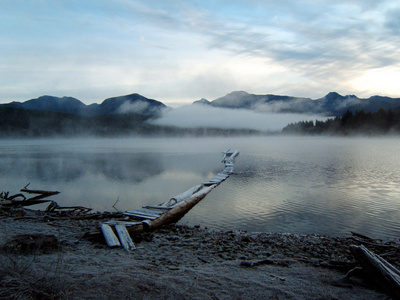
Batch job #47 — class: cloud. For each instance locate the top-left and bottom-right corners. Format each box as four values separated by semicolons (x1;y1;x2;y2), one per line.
181;1;400;92
1;0;400;104
118;100;150;114
151;104;325;132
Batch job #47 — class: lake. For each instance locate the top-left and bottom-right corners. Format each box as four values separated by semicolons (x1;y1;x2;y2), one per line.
1;136;400;240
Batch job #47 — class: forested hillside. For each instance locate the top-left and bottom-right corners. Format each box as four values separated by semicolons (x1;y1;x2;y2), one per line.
282;109;400;135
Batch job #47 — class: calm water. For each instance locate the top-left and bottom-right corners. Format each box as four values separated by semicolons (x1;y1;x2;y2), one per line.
1;136;400;240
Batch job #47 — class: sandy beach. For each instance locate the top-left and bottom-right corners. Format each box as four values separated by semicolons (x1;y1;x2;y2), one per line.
0;208;396;300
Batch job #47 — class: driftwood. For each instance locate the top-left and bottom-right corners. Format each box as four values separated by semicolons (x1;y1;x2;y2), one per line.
129;185;216;234
350;245;400;299
1;184;60;207
101;224;121;247
1;151;239;249
93;150;240;247
115;225;136;252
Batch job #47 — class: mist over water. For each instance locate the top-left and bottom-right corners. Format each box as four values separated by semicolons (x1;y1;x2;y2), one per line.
1;136;400;239
151;105;326;131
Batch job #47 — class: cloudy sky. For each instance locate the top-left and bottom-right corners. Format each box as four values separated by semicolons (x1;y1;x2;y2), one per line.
1;0;400;106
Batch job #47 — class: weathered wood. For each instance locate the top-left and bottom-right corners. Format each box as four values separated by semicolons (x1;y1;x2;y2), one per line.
115;225;136;252
223;149;239;164
104;220;142;226
20;188;60;201
123;212;159;220
2;199;53;207
209;179;222;183
126;208;163;215
101;223;121;247
105;150;239;236
201;182;217;186
163;184;203;206
142;205;173;210
350;244;400;299
140;185;215;231
222;167;234;175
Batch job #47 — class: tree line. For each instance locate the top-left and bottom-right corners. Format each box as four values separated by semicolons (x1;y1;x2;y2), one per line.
0;106;261;137
282;108;400;135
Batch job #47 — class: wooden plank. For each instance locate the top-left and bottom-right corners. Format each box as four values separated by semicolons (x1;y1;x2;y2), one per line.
101;223;121;248
123;212;159;220
125;209;161;217
217;173;229;178
104;221;142;226
115;225;136;252
202;182;217;186
127;208;163;216
143;205;173;210
209;179;222;183
222;167;234;174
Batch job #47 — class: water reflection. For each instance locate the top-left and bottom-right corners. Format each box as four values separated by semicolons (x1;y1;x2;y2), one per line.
1;137;400;240
0;152;164;183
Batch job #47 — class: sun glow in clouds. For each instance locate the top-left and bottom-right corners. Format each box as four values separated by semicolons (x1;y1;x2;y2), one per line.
352;66;400;98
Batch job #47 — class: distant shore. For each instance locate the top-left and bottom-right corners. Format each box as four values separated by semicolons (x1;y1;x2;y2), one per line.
0;212;394;299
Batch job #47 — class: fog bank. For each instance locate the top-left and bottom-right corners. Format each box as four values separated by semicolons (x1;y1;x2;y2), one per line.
151;105;326;132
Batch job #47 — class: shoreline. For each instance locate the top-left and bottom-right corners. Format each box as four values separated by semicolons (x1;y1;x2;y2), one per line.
0;214;396;299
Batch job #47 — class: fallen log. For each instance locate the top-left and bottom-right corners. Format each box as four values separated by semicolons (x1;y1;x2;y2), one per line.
350;244;400;299
122;185;216;235
94;150;239;245
138;185;215;233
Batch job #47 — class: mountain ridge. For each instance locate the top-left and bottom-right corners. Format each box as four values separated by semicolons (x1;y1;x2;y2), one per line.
193;91;400;116
4;93;168;117
2;91;400;117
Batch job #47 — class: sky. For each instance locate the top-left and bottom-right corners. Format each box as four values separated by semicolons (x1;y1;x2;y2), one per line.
1;0;400;106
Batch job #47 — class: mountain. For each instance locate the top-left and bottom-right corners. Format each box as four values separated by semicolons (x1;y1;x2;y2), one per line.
95;93;167;116
195;91;400;116
210;91;312;111
4;93;168;117
3;91;400;119
6;96;88;115
193;98;211;105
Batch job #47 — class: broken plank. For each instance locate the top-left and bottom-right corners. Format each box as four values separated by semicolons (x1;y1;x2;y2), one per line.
127;208;163;215
104;220;142;227
101;223;121;248
202;182;217;186
115;225;136;252
123;212;159;220
125;209;161;217
216;173;229;178
143;205;173;210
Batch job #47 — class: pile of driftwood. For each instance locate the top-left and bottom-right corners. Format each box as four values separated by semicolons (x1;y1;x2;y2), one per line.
0;183;113;220
97;149;241;252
